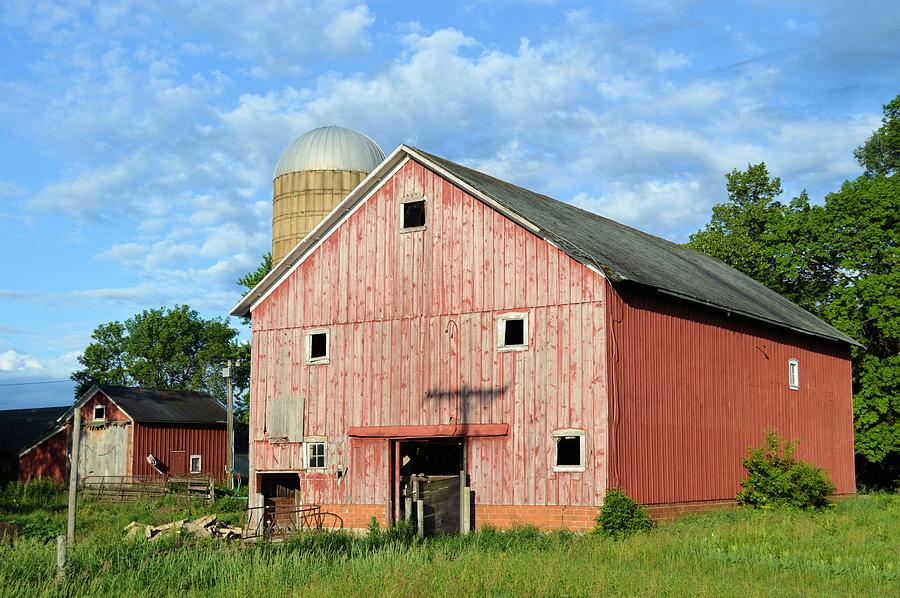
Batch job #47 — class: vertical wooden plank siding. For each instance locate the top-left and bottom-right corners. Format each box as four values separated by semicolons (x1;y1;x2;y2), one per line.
131;424;227;481
18;427;69;482
605;282;856;504
249;159;609;509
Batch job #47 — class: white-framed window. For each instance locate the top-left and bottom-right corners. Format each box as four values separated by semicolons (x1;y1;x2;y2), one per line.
306;329;329;364
553;429;586;472
305;439;326;470
788;358;799;390
497;313;528;351
93;405;106;421
189;454;202;473
400;195;426;231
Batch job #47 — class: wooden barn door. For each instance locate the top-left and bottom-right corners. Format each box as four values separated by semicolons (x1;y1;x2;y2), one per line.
168;451;186;476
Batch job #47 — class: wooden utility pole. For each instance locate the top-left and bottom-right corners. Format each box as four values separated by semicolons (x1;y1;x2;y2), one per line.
66;403;82;548
224;360;234;490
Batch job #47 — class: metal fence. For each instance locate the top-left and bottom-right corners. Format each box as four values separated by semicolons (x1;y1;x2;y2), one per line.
241;504;343;540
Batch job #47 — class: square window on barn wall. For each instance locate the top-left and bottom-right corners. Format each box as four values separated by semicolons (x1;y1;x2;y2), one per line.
788;358;799;390
497;313;528;351
305;440;326;469
553;429;586;472
400;196;426;231
93;405;106;421
190;455;202;473
306;329;329;364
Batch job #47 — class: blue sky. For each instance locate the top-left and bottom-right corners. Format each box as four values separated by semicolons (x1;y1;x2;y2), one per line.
0;0;898;409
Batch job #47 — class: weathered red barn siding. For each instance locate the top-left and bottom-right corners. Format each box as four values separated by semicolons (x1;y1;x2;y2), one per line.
132;424;226;480
250;158;609;518
19;427;69;482
606;283;855;505
80;394;129;422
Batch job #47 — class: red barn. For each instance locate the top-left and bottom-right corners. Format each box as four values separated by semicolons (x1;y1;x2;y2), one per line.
232;145;857;531
19;385;228;483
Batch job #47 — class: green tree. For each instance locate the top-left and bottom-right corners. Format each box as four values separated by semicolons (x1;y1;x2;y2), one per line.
71;305;250;412
237;252;272;295
855;95;900;177
688;97;900;489
687;165;834;312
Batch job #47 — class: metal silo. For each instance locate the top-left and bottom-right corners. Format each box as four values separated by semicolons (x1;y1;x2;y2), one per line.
271;126;385;266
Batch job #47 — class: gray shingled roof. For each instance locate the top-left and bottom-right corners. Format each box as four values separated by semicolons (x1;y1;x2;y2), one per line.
0;406;69;454
412;148;858;346
97;385;225;425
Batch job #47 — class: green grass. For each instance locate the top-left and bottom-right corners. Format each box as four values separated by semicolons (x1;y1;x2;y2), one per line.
1;484;897;597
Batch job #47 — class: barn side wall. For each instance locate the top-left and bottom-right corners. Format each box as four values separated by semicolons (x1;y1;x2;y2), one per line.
605;282;856;505
132;424;226;480
19;427;68;483
250;158;609;527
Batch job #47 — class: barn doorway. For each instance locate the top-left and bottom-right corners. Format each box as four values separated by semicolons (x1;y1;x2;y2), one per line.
395;439;467;536
259;473;300;528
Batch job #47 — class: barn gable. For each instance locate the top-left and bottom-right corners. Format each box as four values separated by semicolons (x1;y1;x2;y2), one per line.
245;155;610;520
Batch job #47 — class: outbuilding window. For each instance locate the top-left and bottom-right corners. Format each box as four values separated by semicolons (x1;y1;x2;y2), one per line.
305;440;326;470
497;313;528;351
401;197;426;230
788;358;799;390
306;329;329;364
190;455;202;473
553;429;586;472
93;405;106;421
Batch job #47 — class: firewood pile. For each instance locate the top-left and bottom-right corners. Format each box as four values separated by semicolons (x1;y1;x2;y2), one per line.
124;514;243;541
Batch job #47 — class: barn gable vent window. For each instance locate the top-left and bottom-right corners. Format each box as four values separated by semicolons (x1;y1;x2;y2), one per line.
93;405;106;421
788;358;800;390
305;439;326;469
306;329;329;364
497;313;528;351
553;429;586;472
400;195;426;231
189;455;202;474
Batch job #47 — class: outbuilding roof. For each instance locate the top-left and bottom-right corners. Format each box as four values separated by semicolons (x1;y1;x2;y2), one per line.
233;145;858;347
0;406;69;454
93;385;226;425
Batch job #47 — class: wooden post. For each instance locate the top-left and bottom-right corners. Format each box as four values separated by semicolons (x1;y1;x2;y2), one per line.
66;404;81;546
404;497;412;522
416;499;424;539
56;535;66;580
224;360;234;490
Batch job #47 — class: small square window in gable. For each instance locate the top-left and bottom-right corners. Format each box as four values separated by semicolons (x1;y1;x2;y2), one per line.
402;200;426;230
307;329;328;364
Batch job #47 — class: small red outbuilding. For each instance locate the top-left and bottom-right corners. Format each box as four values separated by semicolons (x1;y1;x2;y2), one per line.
19;385;228;483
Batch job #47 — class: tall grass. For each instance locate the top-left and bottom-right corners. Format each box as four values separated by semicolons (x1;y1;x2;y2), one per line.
0;494;897;597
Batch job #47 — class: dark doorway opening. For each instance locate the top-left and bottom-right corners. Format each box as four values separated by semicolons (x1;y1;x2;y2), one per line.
396;439;466;536
260;473;300;527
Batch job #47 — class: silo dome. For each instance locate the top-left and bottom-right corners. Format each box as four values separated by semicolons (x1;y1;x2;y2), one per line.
274;125;385;178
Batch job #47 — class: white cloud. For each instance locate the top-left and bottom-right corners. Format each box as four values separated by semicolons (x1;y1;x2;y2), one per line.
0;349;41;372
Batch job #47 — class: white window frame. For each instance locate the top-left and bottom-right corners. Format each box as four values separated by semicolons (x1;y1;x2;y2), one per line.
306;328;330;364
497;312;528;352
304;438;327;470
93;405;106;421
553;428;586;473
189;454;202;474
788;358;799;391
399;194;427;232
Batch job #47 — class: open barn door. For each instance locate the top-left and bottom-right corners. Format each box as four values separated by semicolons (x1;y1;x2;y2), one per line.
395;439;469;536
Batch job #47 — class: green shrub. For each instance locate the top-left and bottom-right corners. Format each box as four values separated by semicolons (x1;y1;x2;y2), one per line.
594;489;652;539
736;430;836;510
